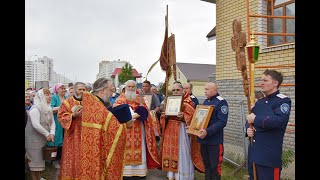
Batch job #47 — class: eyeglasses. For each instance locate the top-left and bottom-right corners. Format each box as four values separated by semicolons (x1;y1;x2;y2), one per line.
172;89;181;92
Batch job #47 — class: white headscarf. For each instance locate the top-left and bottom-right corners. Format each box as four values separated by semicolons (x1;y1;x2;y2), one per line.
33;89;52;115
119;85;126;94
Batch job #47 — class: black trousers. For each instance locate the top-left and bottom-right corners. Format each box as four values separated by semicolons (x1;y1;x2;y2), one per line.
200;144;224;180
56;146;63;160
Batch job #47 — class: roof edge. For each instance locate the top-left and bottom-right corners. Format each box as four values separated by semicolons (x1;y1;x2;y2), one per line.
206;26;216;38
200;0;216;4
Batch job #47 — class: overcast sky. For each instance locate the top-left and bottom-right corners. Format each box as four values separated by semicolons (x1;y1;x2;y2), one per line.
25;0;216;85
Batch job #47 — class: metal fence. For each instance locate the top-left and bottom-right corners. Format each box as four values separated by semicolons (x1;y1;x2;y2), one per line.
281;123;295;179
198;96;248;167
222;97;248;168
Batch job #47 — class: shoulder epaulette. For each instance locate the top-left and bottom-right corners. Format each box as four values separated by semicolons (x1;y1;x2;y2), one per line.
217;96;224;101
276;93;287;99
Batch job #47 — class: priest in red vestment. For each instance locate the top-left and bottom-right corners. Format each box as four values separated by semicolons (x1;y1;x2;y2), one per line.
79;78;132;180
57;82;86;180
113;80;160;179
160;82;204;180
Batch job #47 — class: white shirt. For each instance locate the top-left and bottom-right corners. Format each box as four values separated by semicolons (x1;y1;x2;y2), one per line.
29;108;55;137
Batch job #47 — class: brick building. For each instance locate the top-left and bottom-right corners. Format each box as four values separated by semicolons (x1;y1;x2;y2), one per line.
202;0;295;178
213;0;295;149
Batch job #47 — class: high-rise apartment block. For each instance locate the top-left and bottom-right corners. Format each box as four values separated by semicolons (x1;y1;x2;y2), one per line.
25;56;73;88
96;59;128;79
25;60;35;86
34;56;54;81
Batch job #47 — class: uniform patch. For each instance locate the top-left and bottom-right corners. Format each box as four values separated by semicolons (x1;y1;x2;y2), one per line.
217;96;224;101
276;93;287;99
280;103;290;114
191;95;195;98
221;105;228;114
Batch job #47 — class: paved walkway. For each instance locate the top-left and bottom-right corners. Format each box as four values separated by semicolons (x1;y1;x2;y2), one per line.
44;165;167;180
146;169;167;180
27;164;206;180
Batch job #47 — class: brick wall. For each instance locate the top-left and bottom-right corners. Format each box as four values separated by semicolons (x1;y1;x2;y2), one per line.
217;77;295;151
216;0;294;80
216;0;295;151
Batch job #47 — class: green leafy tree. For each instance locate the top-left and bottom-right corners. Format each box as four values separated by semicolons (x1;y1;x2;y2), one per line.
158;82;166;95
118;63;134;84
159;82;172;96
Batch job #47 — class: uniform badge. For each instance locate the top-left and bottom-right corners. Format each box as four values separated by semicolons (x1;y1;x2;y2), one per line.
280;103;290;114
221;105;228;114
217;96;224;101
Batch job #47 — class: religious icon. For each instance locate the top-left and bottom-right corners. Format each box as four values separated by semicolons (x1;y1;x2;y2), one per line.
187;105;214;136
142;94;153;110
165;95;183;116
195;109;207;130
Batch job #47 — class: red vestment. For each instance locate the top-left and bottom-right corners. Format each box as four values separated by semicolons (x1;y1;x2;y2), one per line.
113;94;160;169
58;96;82;180
79;92;127;179
160;93;205;173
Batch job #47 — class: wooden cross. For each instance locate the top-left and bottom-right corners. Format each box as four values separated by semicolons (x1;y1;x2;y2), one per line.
231;19;249;98
231;19;257;180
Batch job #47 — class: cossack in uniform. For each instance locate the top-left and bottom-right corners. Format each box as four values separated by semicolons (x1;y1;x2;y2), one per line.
246;90;291;179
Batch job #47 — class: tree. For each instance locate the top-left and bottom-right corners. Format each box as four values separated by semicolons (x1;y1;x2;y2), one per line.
159;82;172;96
158;82;166;95
118;63;134;84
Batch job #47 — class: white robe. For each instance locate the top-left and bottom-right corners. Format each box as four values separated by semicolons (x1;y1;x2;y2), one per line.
167;122;194;180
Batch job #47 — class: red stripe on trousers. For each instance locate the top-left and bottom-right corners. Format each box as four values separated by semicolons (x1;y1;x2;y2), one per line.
274;167;280;180
217;144;223;176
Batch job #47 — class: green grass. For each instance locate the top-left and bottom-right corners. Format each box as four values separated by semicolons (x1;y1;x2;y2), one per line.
195;160;248;180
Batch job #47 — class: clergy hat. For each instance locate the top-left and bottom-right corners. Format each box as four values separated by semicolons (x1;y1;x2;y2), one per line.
135;106;149;122
110;104;132;123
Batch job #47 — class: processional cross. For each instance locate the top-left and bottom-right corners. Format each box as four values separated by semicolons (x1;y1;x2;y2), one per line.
231;19;249;97
231;19;258;180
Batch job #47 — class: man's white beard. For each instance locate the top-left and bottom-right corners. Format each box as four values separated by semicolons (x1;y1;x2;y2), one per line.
125;90;137;101
103;95;110;104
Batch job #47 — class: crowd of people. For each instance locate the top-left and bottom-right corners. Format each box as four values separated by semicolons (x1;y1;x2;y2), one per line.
24;69;291;180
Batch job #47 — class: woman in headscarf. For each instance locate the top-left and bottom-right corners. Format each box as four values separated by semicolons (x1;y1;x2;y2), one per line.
48;83;67;169
25;88;55;180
